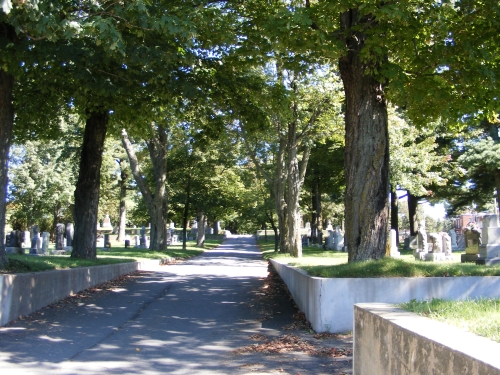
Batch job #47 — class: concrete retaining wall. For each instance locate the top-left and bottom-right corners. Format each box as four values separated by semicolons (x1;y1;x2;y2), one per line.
270;259;500;333
353;303;500;375
0;258;175;326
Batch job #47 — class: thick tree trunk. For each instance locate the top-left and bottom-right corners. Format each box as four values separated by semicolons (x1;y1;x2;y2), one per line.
390;187;399;246
72;111;108;259
275;138;289;254
121;126;168;251
339;9;390;262
311;182;322;244
0;68;14;269
196;209;205;247
116;158;128;242
408;192;419;236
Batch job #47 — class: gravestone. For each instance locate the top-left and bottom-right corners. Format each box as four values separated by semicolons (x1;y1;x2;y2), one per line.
134;235;140;247
333;227;344;251
389;229;400;258
29;225;42;255
65;223;74;251
96;236;105;248
461;229;481;263
22;230;30;248
425;232;453;262
326;230;334;250
56;223;65;250
42;232;49;253
170;222;175;229
448;229;458;250
477;215;500;265
5;230;23;254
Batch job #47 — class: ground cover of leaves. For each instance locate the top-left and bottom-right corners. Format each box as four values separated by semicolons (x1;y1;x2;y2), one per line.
231;263;353;374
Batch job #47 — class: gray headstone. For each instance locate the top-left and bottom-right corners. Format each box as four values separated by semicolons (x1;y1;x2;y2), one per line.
66;223;74;247
42;232;49;254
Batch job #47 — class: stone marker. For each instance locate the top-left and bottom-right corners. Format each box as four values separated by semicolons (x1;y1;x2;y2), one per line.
42;232;49;253
414;221;428;260
477;215;500;265
104;233;111;248
449;229;458;250
29;225;41;255
461;229;481;263
66;223;74;247
389;229;400;258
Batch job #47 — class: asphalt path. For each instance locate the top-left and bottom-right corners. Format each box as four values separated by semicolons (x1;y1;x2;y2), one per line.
0;235;352;375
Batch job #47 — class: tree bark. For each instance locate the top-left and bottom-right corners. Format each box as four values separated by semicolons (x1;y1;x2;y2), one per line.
390;186;399;246
121;126;168;251
339;9;390;261
408;192;419;236
72;110;108;259
0;67;14;269
196;208;205;247
116;158;128;242
311;182;322;244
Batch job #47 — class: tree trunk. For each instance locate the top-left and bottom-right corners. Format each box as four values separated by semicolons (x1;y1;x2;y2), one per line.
311;182;322;244
339;9;390;262
0;67;14;269
408;192;419;236
116;158;128;242
390;186;399;246
72;110;108;259
494;169;500;215
196;209;205;247
182;177;190;251
121;126;168;251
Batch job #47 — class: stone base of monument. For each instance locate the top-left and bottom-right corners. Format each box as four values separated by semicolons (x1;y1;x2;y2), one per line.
414;251;427;261
479;243;500;260
476;257;500;266
64;246;73;252
5;247;24;254
51;250;67;255
461;253;479;263
424;253;453;262
390;250;401;258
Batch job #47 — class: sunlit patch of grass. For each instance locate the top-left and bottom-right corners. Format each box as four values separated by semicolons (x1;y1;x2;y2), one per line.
400;298;500;343
258;239;500;278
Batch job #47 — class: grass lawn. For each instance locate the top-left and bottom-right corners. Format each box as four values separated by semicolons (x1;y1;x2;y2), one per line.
258;239;500;278
399;298;500;343
1;239;222;274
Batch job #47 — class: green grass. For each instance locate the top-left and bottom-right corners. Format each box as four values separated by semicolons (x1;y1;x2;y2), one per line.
2;239;222;274
3;254;136;274
258;239;500;278
399;298;500;343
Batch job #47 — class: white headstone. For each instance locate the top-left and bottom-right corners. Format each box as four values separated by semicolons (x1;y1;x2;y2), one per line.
389;229;400;258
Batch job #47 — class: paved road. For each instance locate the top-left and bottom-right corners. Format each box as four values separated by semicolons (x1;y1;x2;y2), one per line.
0;235;352;375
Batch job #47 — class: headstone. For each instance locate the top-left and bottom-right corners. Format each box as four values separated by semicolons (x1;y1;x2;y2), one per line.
5;230;23;254
30;225;41;254
461;229;481;263
389;229;400;258
134;235;140;247
326;220;333;231
442;233;453;257
477;215;500;265
56;223;65;250
333;226;344;251
448;229;458;250
424;232;453;262
42;232;49;254
65;223;74;247
5;234;9;247
305;222;311;229
96;237;104;248
326;230;334;250
22;230;30;248
414;221;428;260
102;214;112;228
170;222;175;229
192;220;198;229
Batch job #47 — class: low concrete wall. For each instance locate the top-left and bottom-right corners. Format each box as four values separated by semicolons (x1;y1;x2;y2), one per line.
270;259;500;333
353;303;500;375
0;258;176;326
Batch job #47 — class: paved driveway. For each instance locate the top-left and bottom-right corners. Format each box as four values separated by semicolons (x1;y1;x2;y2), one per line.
0;235;352;375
